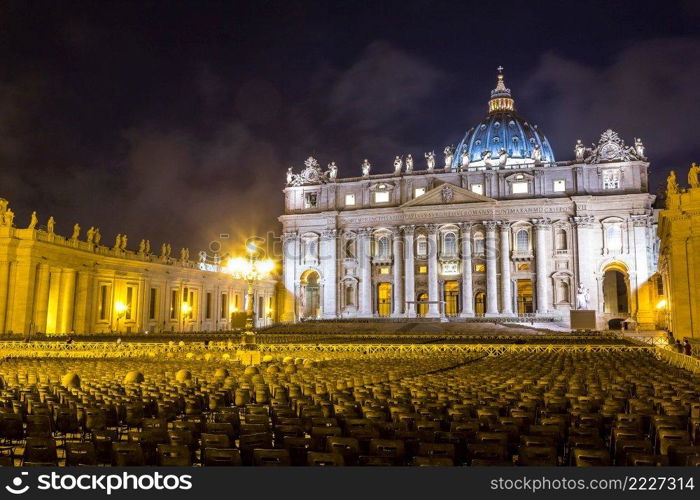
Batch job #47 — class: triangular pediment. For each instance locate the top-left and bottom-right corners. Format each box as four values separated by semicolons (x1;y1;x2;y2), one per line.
401;182;496;208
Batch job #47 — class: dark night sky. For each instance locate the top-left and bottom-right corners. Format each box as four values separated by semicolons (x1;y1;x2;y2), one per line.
1;0;699;256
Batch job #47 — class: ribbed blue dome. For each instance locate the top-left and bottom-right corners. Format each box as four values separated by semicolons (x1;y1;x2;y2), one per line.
453;69;555;166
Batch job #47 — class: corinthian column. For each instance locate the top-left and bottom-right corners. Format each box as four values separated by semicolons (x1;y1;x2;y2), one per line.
391;228;404;316
281;231;298;322
459;223;474;317
426;224;440;318
533;218;551;314
484;221;499;315
402;226;416;317
572;216;596;311
500;222;513;314
358;228;373;316
321;229;337;319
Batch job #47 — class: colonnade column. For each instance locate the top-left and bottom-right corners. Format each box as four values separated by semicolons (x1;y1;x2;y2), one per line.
427;224;440;317
33;263;50;333
572;216;596;310
73;270;93;334
0;261;10;333
484;221;499;315
358;228;373;316
57;268;76;333
391;227;404;317
402;226;416;317
632;215;654;328
534;218;551;314
321;229;337;319
459;223;474;317
281;231;298;322
500;221;513;314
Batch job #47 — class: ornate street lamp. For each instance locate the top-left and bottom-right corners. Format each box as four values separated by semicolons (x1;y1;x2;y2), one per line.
225;242;274;350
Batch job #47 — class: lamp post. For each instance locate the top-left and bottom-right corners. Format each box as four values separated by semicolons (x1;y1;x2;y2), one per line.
181;302;192;333
225;242;274;350
114;301;128;334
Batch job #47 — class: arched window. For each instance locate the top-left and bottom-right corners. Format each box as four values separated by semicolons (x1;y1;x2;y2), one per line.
516;229;529;252
375;235;390;259
416;235;428;258
473;233;485;255
606;225;622;252
442;232;457;257
555;229;568;251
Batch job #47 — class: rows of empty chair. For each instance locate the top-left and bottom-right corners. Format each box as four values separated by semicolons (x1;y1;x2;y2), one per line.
0;349;697;466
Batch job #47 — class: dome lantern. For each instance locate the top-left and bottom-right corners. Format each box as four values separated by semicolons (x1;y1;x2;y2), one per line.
488;66;515;113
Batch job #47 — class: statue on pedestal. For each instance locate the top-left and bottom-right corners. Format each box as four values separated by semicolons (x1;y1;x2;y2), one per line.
71;223;80;240
47;216;55;234
634;137;645;159
28;211;38;229
94;228;101;246
575;284;590;310
139;239;146;254
3;208;14;226
286;167;294;185
443;146;454;170
575;139;586;161
425;151;435;171
326;162;338;180
361;159;371;178
666;170;679;196
460;149;470;170
688;162;700;189
86;227;95;244
405;154;413;173
532;144;542;163
393;156;402;175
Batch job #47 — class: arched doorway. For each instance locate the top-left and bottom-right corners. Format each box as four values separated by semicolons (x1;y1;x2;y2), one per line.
377;283;392;317
603;268;629;314
417;292;429;317
474;291;486;316
444;281;460;317
516;279;534;314
299;270;321;319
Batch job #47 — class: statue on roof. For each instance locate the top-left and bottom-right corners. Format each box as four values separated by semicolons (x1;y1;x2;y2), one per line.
145;240;150;254
94;228;101;245
532;144;542;163
482;150;493;167
405;154;414;173
0;199;7;216
460;149;470;170
161;243;167;257
443;146;454;171
286;167;294;185
71;223;80;240
425;151;435;171
47;216;55;234
575;139;586;161
393;156;402;175
326;162;338;180
361;159;371;177
688;163;700;189
166;243;172;257
114;234;122;250
666;170;679;196
138;239;146;254
498;149;508;166
120;234;128;251
634;138;645;159
28;211;38;230
86;226;95;244
2;208;13;227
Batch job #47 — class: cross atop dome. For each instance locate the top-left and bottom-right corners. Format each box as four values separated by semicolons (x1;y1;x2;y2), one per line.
489;65;514;112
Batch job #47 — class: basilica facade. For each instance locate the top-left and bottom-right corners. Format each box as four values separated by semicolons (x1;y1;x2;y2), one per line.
279;70;657;329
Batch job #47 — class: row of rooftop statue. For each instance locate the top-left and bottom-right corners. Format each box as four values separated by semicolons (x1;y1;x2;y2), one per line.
286;133;646;186
666;162;700;197
0;198;204;264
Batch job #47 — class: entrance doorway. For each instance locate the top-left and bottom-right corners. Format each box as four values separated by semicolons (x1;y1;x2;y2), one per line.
444;281;460;317
516;279;534;314
603;269;629;314
300;270;321;319
377;283;392;317
417;292;428;317
474;291;486;315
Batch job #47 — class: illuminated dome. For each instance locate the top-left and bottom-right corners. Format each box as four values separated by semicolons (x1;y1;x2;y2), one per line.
454;68;555;167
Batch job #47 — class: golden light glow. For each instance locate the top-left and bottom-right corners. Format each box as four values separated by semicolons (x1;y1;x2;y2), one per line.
656;299;667;310
225;257;274;279
181;303;192;314
114;301;128;315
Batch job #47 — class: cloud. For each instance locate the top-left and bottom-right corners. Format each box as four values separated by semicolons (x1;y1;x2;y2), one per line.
519;37;700;176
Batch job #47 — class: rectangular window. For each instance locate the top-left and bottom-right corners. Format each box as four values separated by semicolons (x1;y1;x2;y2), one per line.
602;169;620;189
183;287;189;302
149;288;157;320
512;182;529;194
170;290;178;319
189;291;195;318
344;194;356;206
379;267;390;275
656;278;664;296
234;294;240;311
471;184;483;195
99;285;109;320
417;265;428;274
220;294;228;319
553;179;566;192
125;287;133;320
258;297;264;319
474;264;486;272
374;191;390;203
414;187;426;198
205;292;212;319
